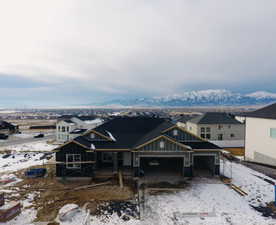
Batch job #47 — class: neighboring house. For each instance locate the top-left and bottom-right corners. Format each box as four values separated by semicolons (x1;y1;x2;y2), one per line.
244;103;276;166
175;114;198;128
56;116;104;143
0;120;19;134
54;117;221;179
186;112;245;141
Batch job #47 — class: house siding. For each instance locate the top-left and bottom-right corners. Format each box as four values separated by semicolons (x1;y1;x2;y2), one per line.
245;117;276;166
56;142;95;177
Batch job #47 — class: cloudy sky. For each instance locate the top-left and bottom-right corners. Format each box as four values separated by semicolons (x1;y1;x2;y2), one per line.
0;0;276;107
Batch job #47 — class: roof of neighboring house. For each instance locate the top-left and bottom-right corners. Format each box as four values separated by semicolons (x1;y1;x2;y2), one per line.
70;128;87;134
176;115;198;123
181;141;222;150
209;140;245;148
0;120;17;130
56;117;221;151
188;112;242;125
244;103;276;120
63;119;75;124
77;116;97;121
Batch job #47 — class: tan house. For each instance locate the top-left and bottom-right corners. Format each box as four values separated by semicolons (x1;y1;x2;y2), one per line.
244;103;276;166
185;112;245;141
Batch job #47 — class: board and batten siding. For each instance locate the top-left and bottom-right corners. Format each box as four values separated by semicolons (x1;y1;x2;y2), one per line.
165;127;200;141
138;137;188;152
56;142;95;177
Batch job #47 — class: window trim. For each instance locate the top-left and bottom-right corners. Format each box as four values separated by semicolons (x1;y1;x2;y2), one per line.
173;129;178;136
66;154;81;169
270;128;276;139
160;141;165;149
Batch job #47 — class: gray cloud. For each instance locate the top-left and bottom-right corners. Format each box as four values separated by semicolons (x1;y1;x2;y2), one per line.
0;0;276;106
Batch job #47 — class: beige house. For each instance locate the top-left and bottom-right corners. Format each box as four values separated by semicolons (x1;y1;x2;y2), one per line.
245;103;276;166
185;112;245;141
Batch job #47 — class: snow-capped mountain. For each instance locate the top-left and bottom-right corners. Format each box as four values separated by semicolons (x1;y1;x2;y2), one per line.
97;89;276;107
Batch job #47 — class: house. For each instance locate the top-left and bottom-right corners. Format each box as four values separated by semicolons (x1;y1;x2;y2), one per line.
175;114;198;128
56;116;104;143
185;112;245;141
54;117;221;179
0;120;19;135
244;103;276;166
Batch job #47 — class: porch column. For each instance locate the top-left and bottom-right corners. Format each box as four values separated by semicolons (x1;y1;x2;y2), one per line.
113;152;118;174
183;153;193;177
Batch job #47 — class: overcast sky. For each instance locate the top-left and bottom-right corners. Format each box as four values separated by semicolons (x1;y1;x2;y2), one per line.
0;0;276;106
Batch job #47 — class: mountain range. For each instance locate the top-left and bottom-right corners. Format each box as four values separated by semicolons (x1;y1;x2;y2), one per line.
96;90;276;107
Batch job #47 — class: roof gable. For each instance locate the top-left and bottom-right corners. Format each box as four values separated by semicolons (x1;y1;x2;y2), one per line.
135;135;192;151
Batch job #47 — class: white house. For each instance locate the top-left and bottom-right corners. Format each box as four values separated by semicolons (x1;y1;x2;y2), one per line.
56;116;104;143
245;103;276;166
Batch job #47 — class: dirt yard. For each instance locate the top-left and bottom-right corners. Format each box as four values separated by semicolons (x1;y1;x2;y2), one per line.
3;165;135;222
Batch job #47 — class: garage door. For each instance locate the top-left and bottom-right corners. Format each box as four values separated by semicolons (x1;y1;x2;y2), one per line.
140;157;183;176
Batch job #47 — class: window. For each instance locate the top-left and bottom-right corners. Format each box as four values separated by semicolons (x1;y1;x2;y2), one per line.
173;129;178;136
270;128;276;138
90;133;95;139
218;134;223;140
58;126;60;131
228;125;231;129
67;127;69;132
160;141;165;149
230;133;235;138
62;126;65;132
218;125;223;130
66;154;81;169
200;127;211;139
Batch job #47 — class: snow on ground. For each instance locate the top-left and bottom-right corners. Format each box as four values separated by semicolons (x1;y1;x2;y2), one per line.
222;160;275;207
0;152;49;173
0;141;56;152
1;159;276;225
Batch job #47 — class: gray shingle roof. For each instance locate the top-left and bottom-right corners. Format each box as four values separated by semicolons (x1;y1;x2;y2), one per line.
188;112;242;124
244;103;276;120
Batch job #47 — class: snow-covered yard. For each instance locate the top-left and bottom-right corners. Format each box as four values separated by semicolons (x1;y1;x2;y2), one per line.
0;141;56;152
0;152;50;173
0;157;276;225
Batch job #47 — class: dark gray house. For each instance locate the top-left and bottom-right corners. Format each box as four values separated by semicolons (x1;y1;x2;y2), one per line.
55;117;221;178
0;120;19;135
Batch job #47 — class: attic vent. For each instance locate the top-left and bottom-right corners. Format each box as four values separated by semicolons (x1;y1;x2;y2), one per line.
173;129;178;136
90;133;95;139
160;141;165;149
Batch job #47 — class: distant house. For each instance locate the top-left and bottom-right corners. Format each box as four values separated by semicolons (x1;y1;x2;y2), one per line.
244;103;276;166
185;112;245;141
175;114;199;128
0;120;19;135
56;116;104;143
54;117;221;179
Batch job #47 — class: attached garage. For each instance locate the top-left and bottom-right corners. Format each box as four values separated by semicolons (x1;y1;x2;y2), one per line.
193;155;216;176
139;157;184;176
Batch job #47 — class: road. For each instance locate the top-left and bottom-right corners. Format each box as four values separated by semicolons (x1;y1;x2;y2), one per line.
0;134;55;147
